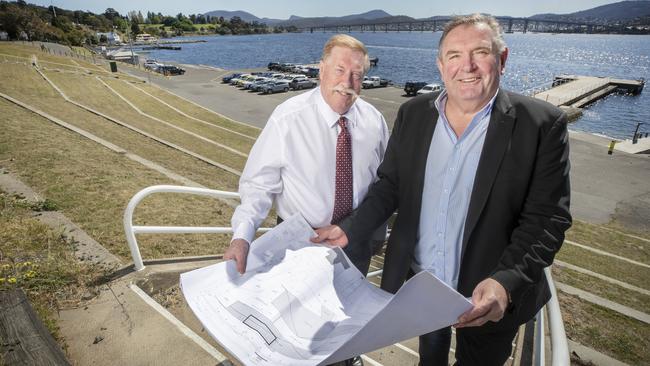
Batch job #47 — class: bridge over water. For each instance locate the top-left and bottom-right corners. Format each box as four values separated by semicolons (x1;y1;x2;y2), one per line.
301;17;619;34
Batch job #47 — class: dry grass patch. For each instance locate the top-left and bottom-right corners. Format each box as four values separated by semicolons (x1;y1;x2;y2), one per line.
0;42;78;66
0;64;240;192
0;98;239;260
0;45;105;77
560;292;650;364
70;46;94;58
552;265;650;314
136;82;261;138
0;190;102;345
99;76;255;152
556;243;650;290
0;62;61;100
0;64;244;182
567;220;649;264
41;70;247;170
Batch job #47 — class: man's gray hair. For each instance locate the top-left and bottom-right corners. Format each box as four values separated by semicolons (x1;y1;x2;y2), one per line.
322;34;371;74
438;14;507;59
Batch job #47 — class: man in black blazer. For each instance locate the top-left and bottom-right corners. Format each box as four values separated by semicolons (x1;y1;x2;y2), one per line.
313;14;571;365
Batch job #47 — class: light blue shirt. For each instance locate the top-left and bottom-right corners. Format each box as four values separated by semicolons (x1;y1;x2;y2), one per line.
413;90;498;289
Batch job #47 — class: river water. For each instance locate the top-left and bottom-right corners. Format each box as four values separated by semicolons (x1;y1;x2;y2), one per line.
145;32;650;140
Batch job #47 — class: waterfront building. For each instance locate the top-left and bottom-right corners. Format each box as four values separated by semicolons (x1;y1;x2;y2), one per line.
96;32;122;45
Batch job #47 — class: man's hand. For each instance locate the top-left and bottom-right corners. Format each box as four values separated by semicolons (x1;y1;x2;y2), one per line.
310;225;349;247
455;278;509;328
223;239;250;274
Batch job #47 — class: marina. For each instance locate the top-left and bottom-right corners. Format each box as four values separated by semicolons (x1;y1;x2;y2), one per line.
534;75;644;108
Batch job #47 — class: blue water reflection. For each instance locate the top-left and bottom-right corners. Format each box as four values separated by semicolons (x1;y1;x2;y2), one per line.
146;32;650;139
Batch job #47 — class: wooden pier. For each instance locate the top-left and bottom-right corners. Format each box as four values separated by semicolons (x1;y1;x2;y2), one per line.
534;75;644;108
533;75;648;154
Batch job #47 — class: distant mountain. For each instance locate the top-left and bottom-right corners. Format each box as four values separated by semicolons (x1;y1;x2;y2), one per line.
203;9;393;28
275;9;394;28
202;10;283;24
204;2;650;30
530;1;650;22
337;10;392;21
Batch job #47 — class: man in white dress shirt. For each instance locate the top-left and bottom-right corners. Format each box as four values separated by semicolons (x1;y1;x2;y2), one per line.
224;34;389;280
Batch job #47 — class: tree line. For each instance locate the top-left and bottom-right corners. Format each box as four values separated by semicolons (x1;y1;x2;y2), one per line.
0;1;298;46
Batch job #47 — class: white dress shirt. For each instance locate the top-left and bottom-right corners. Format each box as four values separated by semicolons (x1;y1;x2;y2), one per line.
232;87;389;244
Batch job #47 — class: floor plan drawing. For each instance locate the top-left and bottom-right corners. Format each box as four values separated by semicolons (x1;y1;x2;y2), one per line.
181;215;473;365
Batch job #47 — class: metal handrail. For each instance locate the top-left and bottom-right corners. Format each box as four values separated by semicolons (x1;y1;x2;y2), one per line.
123;184;271;271
535;267;570;365
124;185;568;365
124;184;389;274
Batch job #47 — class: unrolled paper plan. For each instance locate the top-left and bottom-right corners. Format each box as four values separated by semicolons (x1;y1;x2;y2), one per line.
180;214;472;365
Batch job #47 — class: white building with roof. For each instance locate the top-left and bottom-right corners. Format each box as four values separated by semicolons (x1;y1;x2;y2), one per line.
96;32;121;45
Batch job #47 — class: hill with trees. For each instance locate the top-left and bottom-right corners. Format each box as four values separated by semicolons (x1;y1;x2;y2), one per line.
0;1;284;46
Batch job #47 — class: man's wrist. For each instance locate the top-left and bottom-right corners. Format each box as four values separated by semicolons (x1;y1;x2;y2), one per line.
230;238;250;247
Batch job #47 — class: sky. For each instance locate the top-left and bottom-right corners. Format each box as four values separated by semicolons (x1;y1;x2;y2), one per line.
28;0;624;19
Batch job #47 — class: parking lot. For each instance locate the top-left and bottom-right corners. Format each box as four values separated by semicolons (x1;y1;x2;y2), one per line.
127;64;409;128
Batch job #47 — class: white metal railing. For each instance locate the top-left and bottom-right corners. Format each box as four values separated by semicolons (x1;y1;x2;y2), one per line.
124;185;568;364
535;267;570;365
123;185;271;271
124;184;390;274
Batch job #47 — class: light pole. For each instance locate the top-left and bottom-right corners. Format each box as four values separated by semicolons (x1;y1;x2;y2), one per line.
632;122;644;144
126;20;136;66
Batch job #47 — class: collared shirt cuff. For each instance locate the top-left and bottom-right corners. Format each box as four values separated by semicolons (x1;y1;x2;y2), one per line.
232;223;255;245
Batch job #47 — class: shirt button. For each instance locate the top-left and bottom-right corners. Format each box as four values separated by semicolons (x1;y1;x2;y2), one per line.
443;189;448;193
437;232;442;237
436;250;443;256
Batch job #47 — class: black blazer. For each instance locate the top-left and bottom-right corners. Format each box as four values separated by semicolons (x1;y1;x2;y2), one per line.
341;90;571;332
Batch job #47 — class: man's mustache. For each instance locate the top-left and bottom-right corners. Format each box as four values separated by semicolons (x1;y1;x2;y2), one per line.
332;84;358;99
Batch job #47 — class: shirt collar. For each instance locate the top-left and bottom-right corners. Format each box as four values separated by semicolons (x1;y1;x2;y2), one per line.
434;88;499;142
434;88;499;121
316;87;358;129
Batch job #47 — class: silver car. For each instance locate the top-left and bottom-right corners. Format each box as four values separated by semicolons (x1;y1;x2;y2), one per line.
261;81;290;94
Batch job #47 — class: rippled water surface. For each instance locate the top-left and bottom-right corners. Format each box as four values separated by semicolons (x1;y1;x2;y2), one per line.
146;32;650;139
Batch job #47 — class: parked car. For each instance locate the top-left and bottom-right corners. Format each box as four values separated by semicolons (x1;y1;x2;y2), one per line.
261;81;290;94
291;77;317;90
404;81;428;96
243;77;268;90
267;62;281;70
143;59;162;71
234;74;256;87
279;63;295;72
158;65;185;75
251;79;274;92
293;65;309;74
280;74;303;84
222;73;243;83
416;83;444;95
305;67;319;78
362;76;390;89
229;73;251;85
280;75;311;90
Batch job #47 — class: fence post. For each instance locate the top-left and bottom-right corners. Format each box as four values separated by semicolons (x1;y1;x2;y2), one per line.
632;122;644;144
